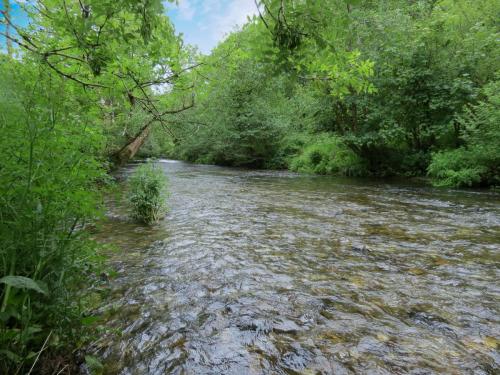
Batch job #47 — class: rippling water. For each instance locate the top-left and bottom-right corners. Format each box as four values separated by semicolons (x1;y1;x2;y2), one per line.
90;160;500;374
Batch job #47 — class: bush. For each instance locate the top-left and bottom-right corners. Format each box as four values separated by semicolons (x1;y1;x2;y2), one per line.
0;58;106;372
428;150;487;187
289;135;368;176
428;78;500;187
128;162;168;224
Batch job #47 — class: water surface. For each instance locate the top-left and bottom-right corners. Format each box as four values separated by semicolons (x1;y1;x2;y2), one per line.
91;160;500;374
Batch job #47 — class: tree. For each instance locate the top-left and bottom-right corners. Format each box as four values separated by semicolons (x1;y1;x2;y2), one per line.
428;77;500;187
0;2;196;370
0;0;195;164
171;0;499;184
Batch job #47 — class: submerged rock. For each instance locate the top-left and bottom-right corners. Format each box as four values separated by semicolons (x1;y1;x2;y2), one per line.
408;310;457;338
272;319;302;334
351;245;373;255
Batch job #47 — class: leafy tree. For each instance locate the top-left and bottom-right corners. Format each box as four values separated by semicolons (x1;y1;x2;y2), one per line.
171;0;498;186
171;26;292;167
1;0;194;164
0;0;193;371
428;77;500;187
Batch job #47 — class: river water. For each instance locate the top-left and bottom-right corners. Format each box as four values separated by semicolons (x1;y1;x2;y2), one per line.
91;160;499;374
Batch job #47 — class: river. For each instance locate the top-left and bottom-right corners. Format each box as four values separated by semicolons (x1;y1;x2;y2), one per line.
90;160;499;374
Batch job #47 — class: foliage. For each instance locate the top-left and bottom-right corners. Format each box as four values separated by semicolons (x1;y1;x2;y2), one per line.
170;0;499;187
1;0;194;164
0;0;189;371
128;162;168;224
137;124;176;158
0;56;106;372
257;0;376;96
171;35;292;168
289;134;367;176
428;78;500;187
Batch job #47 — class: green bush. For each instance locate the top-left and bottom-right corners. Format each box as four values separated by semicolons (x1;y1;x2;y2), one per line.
128;162;169;224
428;78;500;187
0;58;106;372
289;135;368;176
428;150;487;187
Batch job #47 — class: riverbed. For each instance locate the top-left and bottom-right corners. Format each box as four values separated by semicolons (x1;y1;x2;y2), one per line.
91;160;499;374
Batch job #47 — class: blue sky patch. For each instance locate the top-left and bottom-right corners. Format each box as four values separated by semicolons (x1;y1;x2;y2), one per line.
166;0;257;53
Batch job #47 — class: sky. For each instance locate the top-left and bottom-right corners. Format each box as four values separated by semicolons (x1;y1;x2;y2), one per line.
1;0;259;54
166;0;258;53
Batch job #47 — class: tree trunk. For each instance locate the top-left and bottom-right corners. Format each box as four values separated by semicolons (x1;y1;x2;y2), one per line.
113;121;153;166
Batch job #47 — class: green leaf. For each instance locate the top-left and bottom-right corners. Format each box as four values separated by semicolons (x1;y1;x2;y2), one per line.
25;351;38;360
0;349;22;362
0;276;48;295
81;315;101;325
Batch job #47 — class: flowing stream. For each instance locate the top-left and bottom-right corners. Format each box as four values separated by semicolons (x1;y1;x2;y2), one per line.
91;160;499;374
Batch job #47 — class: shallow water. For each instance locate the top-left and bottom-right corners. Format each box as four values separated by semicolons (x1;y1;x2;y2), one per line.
91;160;500;374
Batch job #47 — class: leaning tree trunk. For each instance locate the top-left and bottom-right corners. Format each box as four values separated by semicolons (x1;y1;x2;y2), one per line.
112;101;191;166
113;121;153;166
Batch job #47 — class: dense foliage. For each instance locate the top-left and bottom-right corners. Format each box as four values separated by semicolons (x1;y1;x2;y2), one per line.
0;55;106;372
0;0;187;372
168;0;499;187
128;162;168;224
428;78;500;187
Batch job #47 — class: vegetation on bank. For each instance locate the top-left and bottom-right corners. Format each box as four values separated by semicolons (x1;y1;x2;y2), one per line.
0;0;498;372
165;0;499;188
0;56;106;372
428;78;500;187
0;0;183;371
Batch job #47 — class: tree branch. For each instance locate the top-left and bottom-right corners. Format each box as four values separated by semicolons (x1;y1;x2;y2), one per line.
44;59;108;88
254;0;271;32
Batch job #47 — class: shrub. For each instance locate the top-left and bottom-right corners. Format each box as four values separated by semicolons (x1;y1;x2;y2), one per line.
428;150;487;187
428;78;500;187
289;135;368;176
128;162;168;224
0;59;106;372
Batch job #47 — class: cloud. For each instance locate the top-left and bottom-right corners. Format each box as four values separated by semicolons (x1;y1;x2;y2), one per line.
211;0;257;41
178;0;196;21
168;0;258;54
201;0;223;14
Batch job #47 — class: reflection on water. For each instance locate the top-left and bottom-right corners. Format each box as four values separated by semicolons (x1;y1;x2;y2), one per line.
90;160;500;374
